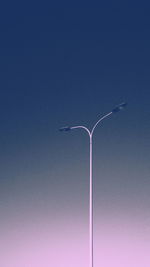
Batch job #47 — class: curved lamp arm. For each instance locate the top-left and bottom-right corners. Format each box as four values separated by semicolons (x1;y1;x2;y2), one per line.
70;126;91;137
91;111;113;137
59;102;127;137
59;125;90;136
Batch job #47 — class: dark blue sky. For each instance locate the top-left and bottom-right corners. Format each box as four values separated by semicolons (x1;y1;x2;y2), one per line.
0;2;150;266
0;4;150;175
0;4;149;159
0;4;150;264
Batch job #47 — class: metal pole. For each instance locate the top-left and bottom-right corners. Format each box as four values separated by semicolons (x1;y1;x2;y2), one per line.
89;134;93;267
59;102;127;267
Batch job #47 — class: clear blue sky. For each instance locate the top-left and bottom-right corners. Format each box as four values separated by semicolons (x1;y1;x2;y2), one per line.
0;2;150;266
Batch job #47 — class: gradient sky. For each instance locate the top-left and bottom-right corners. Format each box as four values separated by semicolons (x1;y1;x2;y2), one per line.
0;2;150;266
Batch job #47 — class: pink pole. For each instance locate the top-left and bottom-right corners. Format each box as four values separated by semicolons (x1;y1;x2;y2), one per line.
61;110;119;267
89;135;93;267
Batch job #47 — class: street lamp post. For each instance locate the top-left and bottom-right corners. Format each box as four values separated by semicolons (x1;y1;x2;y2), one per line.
59;102;127;267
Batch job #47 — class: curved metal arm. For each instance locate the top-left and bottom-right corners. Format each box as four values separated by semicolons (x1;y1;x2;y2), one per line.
59;103;127;137
91;111;113;136
70;126;91;137
69;112;112;137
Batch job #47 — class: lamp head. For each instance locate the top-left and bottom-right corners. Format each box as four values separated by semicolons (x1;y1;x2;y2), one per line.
112;102;127;113
59;126;72;132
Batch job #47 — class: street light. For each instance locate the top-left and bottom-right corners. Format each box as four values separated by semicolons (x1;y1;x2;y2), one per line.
59;102;127;267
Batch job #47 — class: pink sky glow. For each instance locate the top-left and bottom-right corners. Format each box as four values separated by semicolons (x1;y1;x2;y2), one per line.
1;213;150;267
